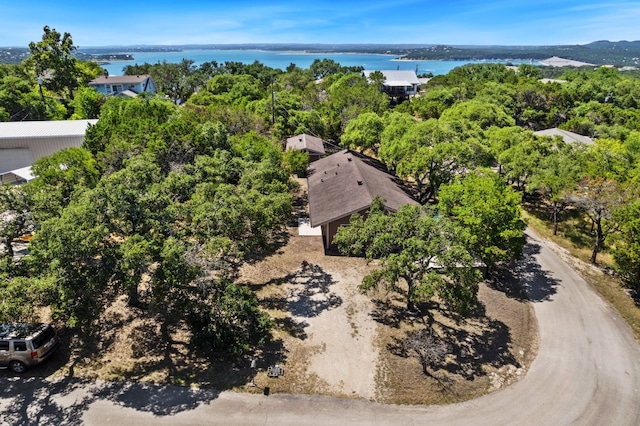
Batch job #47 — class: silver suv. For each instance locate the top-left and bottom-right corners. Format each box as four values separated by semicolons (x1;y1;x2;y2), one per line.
0;323;59;373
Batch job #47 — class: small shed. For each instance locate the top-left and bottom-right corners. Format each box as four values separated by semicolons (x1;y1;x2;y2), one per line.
286;134;326;162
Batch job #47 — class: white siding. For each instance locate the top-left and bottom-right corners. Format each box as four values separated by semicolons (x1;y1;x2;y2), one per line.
0;149;33;175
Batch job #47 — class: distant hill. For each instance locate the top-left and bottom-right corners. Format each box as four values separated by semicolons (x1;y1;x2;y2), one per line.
1;41;639;67
400;41;640;66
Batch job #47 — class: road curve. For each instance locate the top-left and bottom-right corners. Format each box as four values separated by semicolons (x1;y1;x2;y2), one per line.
3;230;640;425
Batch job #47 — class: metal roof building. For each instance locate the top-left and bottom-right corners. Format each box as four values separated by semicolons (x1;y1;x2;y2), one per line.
534;128;594;145
539;56;595;68
0;119;97;175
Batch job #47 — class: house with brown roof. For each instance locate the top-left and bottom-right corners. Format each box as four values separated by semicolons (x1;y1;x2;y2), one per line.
88;75;157;97
307;150;419;250
286;134;326;162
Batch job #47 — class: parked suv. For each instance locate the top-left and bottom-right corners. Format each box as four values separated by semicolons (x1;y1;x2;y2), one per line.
0;323;59;373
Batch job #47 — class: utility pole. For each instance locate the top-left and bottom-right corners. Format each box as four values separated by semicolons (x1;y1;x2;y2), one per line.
271;79;276;125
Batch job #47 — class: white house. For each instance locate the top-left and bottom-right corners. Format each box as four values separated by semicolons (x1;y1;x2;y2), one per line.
88;75;157;96
0;119;98;180
363;70;420;100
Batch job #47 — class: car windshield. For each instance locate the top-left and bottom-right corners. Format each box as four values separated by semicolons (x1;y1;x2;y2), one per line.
31;326;55;349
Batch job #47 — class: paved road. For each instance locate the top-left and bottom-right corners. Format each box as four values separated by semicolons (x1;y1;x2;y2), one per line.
2;230;640;425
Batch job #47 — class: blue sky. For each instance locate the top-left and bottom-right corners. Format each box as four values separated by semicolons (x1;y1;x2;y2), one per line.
1;1;639;47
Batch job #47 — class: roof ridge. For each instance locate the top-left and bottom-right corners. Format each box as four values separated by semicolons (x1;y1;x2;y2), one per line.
347;152;373;201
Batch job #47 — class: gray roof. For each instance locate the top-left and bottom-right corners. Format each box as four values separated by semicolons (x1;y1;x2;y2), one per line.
89;75;151;85
534;128;594;144
539;56;595;67
286;134;326;155
0;119;98;139
0;166;34;183
363;70;420;85
307;150;418;227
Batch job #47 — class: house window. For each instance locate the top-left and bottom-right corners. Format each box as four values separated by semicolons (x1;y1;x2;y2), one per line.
112;85;123;93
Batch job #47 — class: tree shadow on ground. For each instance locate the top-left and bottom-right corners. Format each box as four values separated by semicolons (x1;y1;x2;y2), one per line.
386;307;519;383
0;375;222;425
252;261;342;341
371;294;439;329
487;233;559;303
437;315;519;380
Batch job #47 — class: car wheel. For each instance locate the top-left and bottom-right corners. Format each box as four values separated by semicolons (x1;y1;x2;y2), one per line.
9;360;26;373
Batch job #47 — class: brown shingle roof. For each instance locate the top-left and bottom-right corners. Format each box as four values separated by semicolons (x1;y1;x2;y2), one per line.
307;150;418;227
286;134;326;155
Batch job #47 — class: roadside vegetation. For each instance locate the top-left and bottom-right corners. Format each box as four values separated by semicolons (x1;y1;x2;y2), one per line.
1;26;640;399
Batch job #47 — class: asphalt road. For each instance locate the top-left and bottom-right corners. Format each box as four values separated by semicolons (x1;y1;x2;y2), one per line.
2;230;640;425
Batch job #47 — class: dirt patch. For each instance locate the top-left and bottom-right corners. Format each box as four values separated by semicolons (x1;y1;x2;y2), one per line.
239;233;379;399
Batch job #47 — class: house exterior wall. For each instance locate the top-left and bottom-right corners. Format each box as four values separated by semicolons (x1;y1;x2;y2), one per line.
90;78;156;95
381;84;418;98
0;136;85;163
323;209;370;250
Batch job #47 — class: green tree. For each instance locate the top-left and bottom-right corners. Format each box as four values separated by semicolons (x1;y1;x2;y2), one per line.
438;169;526;271
340;111;384;154
27;194;113;329
70;87;105;119
24;26;99;101
309;58;343;79
0;185;32;262
440;99;515;130
28;147;100;220
612;201;640;289
406;119;482;201
569;177;628;264
282;149;309;176
528;141;585;235
334;198;481;315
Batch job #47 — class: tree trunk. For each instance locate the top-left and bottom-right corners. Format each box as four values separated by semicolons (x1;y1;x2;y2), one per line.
406;279;417;313
127;283;140;307
590;219;604;264
4;237;14;259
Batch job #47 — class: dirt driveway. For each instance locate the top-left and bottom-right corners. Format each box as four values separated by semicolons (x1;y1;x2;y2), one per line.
239;231;380;399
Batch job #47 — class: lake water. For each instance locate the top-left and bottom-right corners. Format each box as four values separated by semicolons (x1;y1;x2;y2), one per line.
101;49;535;76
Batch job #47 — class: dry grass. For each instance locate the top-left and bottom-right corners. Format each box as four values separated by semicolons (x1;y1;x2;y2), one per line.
374;283;537;405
